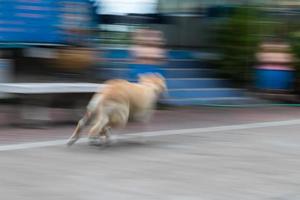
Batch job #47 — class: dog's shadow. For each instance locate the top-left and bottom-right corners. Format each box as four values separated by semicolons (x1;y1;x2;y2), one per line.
89;139;163;151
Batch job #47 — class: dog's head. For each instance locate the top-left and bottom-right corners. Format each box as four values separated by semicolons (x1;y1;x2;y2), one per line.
138;73;167;95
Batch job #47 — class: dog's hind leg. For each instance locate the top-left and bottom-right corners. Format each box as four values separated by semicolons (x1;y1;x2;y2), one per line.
67;112;90;146
88;115;109;146
103;107;129;145
101;126;113;145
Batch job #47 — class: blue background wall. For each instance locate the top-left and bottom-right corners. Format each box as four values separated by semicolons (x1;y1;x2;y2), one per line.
0;0;94;44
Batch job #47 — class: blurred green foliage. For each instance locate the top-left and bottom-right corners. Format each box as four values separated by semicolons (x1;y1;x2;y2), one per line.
216;5;300;87
215;6;264;85
290;32;300;78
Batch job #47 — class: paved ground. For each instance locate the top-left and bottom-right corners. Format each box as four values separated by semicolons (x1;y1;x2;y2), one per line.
1;107;300;200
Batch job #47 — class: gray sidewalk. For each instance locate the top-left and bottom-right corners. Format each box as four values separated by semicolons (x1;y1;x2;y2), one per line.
1;109;300;200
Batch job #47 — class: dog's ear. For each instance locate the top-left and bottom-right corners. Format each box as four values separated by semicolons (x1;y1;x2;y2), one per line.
154;73;165;80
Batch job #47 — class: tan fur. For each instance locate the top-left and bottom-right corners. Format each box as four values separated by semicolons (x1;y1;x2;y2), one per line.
67;73;167;146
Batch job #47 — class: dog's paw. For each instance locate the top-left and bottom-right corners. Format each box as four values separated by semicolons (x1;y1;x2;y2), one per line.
67;137;78;146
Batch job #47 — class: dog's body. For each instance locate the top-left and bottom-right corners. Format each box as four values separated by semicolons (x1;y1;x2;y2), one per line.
67;73;166;146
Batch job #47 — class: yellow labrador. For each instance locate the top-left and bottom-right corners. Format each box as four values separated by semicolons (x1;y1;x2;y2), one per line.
67;73;167;146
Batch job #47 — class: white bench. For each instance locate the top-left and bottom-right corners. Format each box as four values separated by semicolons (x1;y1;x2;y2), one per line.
0;83;104;94
0;83;105;126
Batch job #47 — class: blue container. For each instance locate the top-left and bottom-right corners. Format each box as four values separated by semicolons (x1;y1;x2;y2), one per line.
255;68;294;90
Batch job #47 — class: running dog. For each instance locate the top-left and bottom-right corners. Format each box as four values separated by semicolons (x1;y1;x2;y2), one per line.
67;73;167;146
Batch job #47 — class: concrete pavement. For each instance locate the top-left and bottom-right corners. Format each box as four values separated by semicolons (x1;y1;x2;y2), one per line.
1;107;300;199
